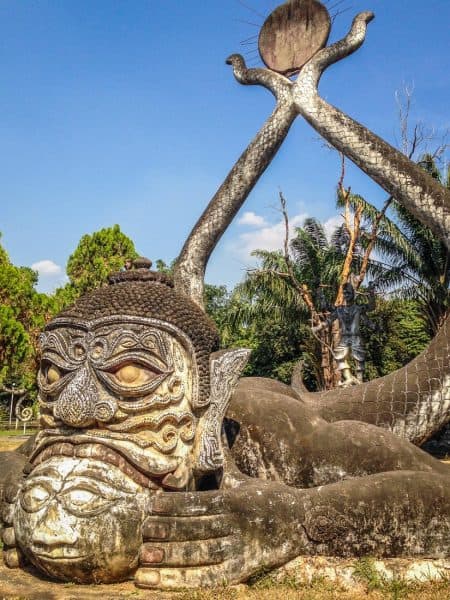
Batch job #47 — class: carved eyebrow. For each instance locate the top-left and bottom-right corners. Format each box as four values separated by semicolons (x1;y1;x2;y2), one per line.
22;473;62;493
108;330;169;361
99;349;168;374
67;468;138;494
60;478;124;500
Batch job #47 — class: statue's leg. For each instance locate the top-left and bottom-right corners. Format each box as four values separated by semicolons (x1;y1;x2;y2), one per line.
334;344;353;385
352;342;365;383
228;378;450;487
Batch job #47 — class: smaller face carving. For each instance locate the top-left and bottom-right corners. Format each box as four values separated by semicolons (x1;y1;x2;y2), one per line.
14;457;148;583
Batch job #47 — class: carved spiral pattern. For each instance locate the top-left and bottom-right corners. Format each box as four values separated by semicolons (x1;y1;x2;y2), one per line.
14;396;33;423
94;399;118;423
304;506;353;542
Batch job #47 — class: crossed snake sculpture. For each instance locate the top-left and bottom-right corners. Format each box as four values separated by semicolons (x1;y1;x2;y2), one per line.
1;0;449;590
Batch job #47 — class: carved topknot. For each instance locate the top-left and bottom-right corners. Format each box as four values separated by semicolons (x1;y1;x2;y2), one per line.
258;0;331;76
108;257;174;288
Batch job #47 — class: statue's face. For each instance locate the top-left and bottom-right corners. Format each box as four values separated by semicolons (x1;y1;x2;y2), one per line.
33;316;199;488
343;285;355;304
14;457;148;583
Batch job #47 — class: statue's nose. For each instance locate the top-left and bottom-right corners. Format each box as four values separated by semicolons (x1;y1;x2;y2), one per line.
31;502;78;547
54;365;98;428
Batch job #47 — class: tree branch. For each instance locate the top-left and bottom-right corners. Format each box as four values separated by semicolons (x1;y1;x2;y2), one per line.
279;191;319;319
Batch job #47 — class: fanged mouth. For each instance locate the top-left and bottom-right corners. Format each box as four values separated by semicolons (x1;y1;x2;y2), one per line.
30;440;166;489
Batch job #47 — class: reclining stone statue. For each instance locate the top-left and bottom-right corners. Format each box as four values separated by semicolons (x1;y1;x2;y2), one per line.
1;0;449;590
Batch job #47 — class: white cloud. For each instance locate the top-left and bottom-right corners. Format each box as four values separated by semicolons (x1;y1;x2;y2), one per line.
323;214;344;240
31;260;63;276
230;211;308;265
31;260;67;293
237;211;268;228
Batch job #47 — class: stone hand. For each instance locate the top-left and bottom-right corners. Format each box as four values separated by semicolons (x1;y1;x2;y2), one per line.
311;322;325;334
1;455;29;569
135;489;243;589
135;475;310;590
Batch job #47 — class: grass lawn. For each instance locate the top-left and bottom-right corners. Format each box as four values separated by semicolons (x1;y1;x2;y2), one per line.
0;428;37;437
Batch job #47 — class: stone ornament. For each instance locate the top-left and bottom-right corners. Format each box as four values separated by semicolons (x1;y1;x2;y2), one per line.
1;0;450;591
258;0;331;75
193;348;251;474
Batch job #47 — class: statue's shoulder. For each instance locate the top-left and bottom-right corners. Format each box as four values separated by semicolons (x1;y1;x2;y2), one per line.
234;377;302;401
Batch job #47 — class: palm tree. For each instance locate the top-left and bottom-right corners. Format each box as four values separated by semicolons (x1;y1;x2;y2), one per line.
228;218;348;390
364;155;450;335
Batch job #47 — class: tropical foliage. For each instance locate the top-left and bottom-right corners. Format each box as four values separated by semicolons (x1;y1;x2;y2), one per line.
0;225;138;394
0;154;448;396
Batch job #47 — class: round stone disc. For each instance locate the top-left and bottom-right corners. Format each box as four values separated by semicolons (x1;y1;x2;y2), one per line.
259;0;331;76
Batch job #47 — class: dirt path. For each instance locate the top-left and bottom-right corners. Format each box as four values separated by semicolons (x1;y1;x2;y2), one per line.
0;563;161;599
0;562;449;600
0;438;27;453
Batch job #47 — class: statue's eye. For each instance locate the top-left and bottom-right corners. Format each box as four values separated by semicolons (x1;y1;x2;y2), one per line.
46;365;61;385
20;484;51;513
60;486;115;517
113;363;160;386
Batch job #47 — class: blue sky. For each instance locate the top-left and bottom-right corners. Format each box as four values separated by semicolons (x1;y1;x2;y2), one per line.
1;1;449;292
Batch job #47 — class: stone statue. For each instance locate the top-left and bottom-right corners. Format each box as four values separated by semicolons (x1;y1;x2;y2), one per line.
313;281;376;385
1;0;449;591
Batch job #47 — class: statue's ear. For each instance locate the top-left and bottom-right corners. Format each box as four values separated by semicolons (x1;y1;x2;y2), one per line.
193;348;251;475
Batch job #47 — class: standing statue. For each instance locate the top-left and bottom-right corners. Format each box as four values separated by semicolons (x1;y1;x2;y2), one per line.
313;281;376;386
1;0;449;590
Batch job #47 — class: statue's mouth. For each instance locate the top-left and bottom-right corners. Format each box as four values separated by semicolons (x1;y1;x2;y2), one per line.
29;430;186;489
32;546;87;562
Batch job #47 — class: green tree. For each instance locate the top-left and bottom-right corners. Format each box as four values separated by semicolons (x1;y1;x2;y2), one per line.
225;207;440;390
368;155;450;335
0;234;54;389
226;218;360;389
363;298;431;380
65;225;138;296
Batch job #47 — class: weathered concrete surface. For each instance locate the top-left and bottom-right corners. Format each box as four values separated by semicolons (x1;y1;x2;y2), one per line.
258;0;331;75
275;556;450;589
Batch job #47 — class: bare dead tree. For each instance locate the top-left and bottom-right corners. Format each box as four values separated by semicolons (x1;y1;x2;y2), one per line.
279;191;339;389
395;84;449;162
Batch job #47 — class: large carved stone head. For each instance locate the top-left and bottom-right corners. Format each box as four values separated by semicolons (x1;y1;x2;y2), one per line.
12;261;230;582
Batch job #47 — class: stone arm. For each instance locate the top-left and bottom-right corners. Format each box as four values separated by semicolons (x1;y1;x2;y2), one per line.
359;285;376;329
135;450;450;590
173;59;295;309
360;313;376;332
312;308;338;334
364;283;376;313
291;12;450;248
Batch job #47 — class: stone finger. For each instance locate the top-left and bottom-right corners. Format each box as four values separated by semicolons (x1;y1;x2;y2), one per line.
1;527;16;547
143;514;234;541
150;490;226;516
140;535;237;567
1;502;15;526
135;557;243;589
